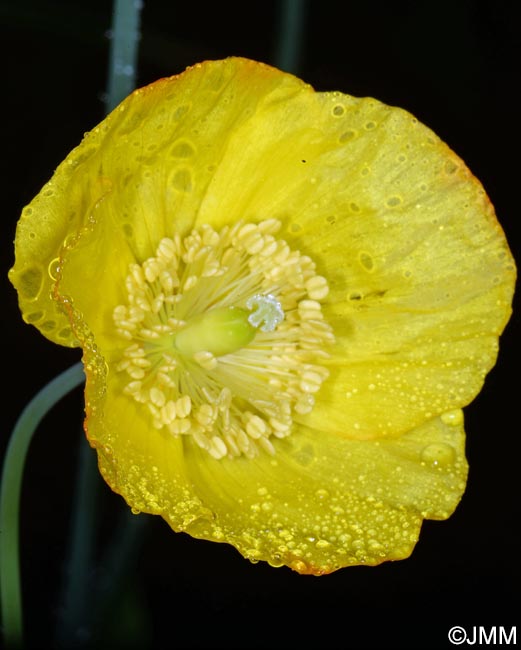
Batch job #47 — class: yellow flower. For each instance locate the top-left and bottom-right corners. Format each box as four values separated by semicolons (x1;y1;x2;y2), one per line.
9;58;515;574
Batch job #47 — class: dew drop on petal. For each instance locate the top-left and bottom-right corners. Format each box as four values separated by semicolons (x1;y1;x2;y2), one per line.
421;443;456;467
440;410;464;426
48;257;61;281
18;267;43;300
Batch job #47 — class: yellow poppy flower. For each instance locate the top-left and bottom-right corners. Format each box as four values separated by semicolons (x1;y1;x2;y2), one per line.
9;57;515;574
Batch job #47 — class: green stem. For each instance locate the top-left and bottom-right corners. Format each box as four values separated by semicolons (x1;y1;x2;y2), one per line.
52;2;143;646
2;3;143;647
92;509;148;638
0;363;85;648
106;0;142;112
273;0;308;74
54;437;100;648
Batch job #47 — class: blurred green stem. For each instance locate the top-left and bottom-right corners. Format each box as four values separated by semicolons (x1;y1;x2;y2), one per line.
54;2;143;646
274;0;308;74
54;437;100;648
106;0;142;111
1;2;143;648
0;363;85;648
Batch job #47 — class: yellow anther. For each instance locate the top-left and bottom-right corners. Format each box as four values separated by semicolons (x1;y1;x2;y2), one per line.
161;400;177;424
124;380;142;394
157;237;177;261
170;419;191;435
149;387;166;407
305;275;329;300
245;413;267;439
176;395;192;418
183;275;198;291
196;404;216;427
209;436;228;459
193;350;218;370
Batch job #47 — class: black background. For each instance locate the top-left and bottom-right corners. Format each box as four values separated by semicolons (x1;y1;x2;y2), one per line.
1;1;519;649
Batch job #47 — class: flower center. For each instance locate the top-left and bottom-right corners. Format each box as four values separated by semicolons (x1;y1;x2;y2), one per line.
113;220;334;459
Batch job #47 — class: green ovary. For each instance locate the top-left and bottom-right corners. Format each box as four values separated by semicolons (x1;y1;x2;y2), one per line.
174;306;256;358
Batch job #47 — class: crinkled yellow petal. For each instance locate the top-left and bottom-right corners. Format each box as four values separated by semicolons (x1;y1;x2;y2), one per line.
184;414;467;574
193;75;515;437
79;340;467;574
9;58;308;346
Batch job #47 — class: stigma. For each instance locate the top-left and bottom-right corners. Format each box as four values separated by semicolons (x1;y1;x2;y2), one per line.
246;294;284;332
113;220;334;460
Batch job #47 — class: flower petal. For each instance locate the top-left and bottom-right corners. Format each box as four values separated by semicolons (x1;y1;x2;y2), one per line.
191;69;515;436
83;347;467;574
10;58;308;346
183;415;468;574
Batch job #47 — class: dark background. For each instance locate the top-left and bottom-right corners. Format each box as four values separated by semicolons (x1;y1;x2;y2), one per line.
1;1;519;648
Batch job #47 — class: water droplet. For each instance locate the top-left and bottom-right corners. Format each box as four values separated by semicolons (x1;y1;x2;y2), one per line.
26;311;43;323
57;327;73;340
339;129;357;143
115;63;134;77
386;195;402;208
40;320;56;333
174;104;190;119
170;140;196;158
316;539;330;549
257;486;268;496
212;527;224;540
246;548;262;562
359;251;374;271
444;160;458;175
170;168;193;193
47;257;61;281
18;266;43;300
290;559;308;573
440;410;463;427
268;553;284;568
421;443;456;467
316;488;329;500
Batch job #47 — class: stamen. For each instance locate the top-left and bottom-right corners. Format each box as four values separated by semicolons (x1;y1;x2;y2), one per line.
113;220;334;460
